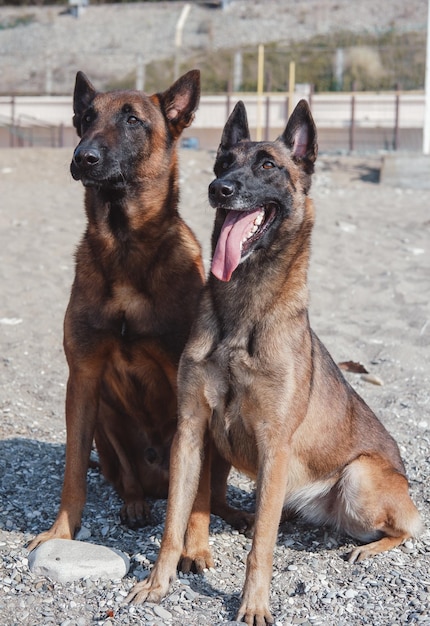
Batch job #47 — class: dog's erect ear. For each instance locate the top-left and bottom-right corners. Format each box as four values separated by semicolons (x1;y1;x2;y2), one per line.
281;99;318;172
157;69;201;139
219;101;250;150
72;71;97;137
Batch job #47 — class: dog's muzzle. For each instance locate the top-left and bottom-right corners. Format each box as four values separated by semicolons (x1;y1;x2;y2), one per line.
71;145;101;181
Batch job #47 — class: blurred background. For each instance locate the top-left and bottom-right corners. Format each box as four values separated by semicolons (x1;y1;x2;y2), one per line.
0;0;429;152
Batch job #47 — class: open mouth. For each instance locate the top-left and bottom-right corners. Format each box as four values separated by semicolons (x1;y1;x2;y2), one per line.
211;203;277;282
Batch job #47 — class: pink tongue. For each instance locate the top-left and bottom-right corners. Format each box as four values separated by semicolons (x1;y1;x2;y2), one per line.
211;208;263;282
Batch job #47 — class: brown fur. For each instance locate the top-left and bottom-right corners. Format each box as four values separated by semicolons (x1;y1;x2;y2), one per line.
126;100;422;624
28;70;206;549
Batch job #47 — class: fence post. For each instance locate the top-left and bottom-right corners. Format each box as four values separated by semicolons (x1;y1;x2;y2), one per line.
349;93;356;153
393;88;400;151
256;44;264;140
10;96;15;147
288;61;295;117
308;84;314;110
264;95;270;141
225;79;233;122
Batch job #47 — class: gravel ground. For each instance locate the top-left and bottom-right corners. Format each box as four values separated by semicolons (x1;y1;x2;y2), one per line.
0;0;427;95
0;146;429;625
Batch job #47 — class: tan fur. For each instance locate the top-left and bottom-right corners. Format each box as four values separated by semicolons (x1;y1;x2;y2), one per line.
126;100;422;625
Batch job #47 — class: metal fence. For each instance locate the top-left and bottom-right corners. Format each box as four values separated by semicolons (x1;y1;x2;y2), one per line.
0;91;426;153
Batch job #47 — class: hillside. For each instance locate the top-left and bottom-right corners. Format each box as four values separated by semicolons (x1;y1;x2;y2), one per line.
0;0;428;95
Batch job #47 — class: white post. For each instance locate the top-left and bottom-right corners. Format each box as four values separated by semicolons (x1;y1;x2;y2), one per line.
45;55;53;96
136;53;145;91
423;0;430;154
233;50;243;92
174;3;191;79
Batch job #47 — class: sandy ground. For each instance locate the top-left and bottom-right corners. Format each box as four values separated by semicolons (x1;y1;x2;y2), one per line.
0;146;429;625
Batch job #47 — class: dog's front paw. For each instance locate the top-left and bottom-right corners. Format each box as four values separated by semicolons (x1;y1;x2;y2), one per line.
179;547;214;574
27;521;74;552
237;578;274;626
125;570;171;605
237;602;274;626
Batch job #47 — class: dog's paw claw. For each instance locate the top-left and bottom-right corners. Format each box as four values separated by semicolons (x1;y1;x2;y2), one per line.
237;606;274;626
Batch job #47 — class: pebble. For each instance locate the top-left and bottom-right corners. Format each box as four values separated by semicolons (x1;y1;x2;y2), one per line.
184;587;199;600
336;221;357;233
75;526;91;541
153;605;173;620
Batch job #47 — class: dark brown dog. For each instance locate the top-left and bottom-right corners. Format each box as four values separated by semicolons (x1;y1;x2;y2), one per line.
126;99;422;624
28;70;206;549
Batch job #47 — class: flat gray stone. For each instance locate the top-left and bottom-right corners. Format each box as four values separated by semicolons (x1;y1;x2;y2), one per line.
28;539;130;583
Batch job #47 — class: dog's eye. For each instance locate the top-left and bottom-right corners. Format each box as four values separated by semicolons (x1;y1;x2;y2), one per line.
127;115;139;125
215;157;233;176
262;160;275;169
83;113;92;125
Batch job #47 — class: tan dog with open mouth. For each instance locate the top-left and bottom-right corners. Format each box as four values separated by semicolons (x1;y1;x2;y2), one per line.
126;99;422;625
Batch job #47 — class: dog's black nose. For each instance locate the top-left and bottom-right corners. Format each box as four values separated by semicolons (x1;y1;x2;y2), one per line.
209;179;235;201
73;146;101;168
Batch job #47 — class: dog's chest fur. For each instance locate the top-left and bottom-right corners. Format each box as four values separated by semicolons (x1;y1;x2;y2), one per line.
205;339;260;476
195;305;290;476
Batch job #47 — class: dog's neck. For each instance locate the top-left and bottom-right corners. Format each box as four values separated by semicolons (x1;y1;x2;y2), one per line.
83;163;180;243
210;199;313;331
79;159;184;289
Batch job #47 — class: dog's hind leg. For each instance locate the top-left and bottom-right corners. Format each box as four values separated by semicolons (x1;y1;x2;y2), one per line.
335;455;422;563
94;422;153;529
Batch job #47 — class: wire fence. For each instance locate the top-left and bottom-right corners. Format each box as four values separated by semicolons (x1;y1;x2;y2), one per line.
0;90;426;153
